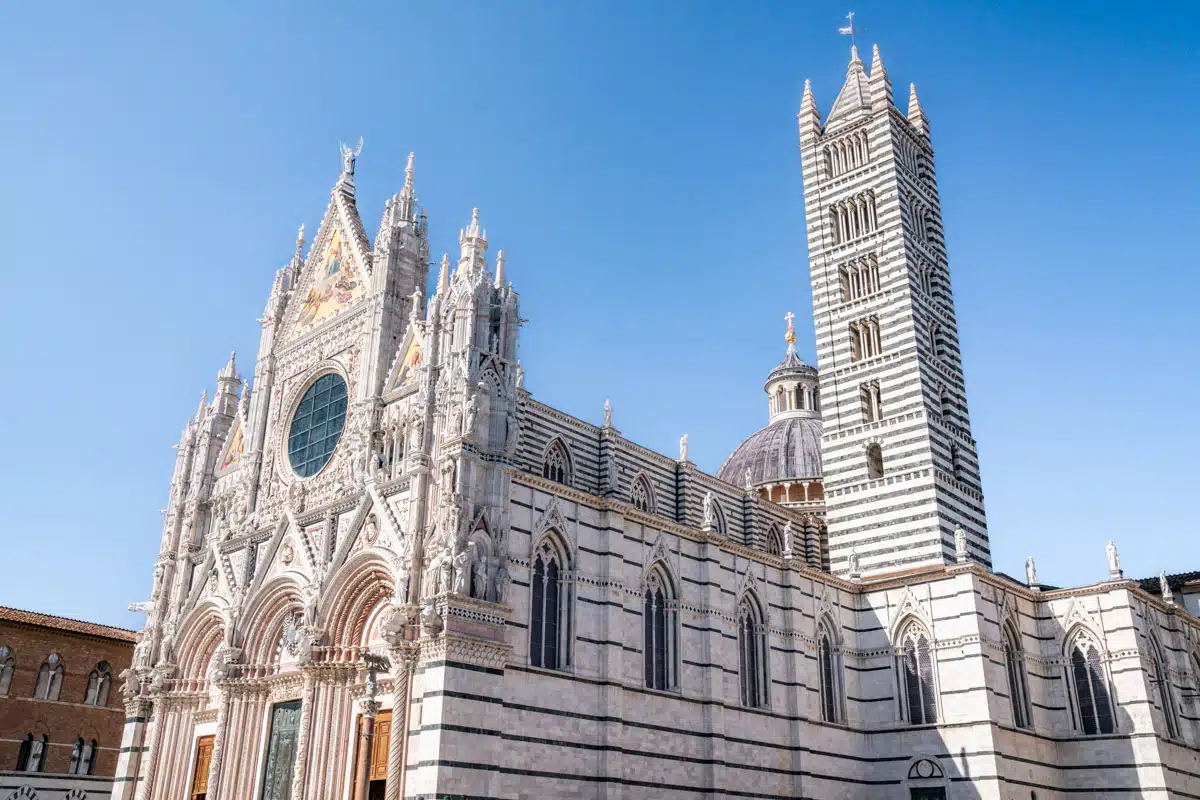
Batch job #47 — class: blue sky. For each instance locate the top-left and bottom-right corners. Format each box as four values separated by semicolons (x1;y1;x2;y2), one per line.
1;2;1197;628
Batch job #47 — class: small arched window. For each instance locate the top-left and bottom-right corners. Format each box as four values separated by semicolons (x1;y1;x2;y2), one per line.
34;653;64;701
866;443;884;480
17;733;47;771
541;438;571;485
85;661;112;706
1150;636;1179;739
643;568;678;692
1068;635;1115;735
765;525;783;557
898;624;937;725
630;475;654;514
0;646;13;695
737;596;768;708
530;536;571;672
818;620;843;723
1003;623;1032;729
66;737;97;775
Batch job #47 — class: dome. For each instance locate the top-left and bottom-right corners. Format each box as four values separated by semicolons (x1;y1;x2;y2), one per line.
717;415;824;486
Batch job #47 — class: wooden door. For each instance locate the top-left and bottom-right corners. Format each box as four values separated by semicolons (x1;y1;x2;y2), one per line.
370;710;392;780
191;735;214;798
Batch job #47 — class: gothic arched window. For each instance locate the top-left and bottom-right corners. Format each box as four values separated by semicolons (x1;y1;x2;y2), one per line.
898;624;937;725
1003;623;1032;729
866;443;884;480
630;475;654;514
765;525;783;557
69;737;97;775
1067;635;1115;735
541;438;571;486
818;620;843;723
1150;635;1179;739
84;661;111;706
643;568;678;692
530;535;571;671
34;653;64;701
737;596;768;708
0;646;13;695
17;733;47;771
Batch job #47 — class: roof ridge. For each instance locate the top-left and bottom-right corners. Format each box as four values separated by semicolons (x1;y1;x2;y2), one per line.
0;606;138;641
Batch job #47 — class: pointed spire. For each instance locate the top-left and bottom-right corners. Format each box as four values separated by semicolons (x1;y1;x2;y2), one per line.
294;224;305;261
868;44;893;110
437;253;450;293
908;83;929;137
458;208;488;271
195;390;209;423
238;380;251;420
494;249;506;289
824;42;872;132
218;351;238;382
397;152;417;220
798;78;822;141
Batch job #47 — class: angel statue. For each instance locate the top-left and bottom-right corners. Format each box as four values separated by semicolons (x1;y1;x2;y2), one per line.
340;136;364;175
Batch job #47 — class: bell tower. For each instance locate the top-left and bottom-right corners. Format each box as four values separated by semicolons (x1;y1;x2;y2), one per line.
799;40;988;575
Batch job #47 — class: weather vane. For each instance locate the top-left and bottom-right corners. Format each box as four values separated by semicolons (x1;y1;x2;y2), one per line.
839;11;859;49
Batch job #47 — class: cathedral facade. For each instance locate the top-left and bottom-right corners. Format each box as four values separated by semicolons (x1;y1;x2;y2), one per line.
113;44;1200;800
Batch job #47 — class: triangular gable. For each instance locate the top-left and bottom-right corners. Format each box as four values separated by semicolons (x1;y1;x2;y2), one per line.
216;417;245;473
389;327;424;391
286;194;370;341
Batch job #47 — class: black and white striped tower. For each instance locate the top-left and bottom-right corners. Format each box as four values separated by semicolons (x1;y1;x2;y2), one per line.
798;33;988;576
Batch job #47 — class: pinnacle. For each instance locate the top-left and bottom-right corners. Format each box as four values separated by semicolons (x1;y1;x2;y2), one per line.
495;248;507;288
219;351;237;381
437;254;450;292
404;152;415;187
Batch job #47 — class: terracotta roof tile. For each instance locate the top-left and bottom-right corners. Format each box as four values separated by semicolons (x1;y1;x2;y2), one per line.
0;606;137;643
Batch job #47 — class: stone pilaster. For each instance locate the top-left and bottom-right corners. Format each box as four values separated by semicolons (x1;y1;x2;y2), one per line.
384;642;419;800
113;696;152;800
290;670;317;800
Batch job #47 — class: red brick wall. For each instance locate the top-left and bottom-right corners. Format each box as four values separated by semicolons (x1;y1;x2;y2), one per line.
0;619;134;776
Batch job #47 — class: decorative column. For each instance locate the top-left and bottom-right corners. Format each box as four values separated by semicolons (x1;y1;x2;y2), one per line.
135;697;164;800
113;694;152;800
290;669;317;800
354;697;381;800
204;687;232;800
384;641;418;800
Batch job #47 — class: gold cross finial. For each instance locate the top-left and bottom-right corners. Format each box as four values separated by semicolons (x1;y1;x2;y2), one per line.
784;312;796;346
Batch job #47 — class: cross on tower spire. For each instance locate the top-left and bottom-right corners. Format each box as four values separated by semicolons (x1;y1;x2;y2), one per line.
838;11;862;57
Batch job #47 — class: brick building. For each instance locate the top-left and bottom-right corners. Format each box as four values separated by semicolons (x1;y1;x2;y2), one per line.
0;606;135;798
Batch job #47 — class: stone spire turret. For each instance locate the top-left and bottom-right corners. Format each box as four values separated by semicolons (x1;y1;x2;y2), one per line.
495;248;506;289
908;83;929;137
798;79;821;142
458;208;488;276
869;44;893;110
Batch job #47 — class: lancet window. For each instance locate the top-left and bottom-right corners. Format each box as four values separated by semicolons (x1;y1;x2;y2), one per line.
542;438;571;486
765;525;783;557
16;733;47;771
0;646;12;695
817;619;844;723
643;568;678;692
84;661;111;706
530;535;571;671
1003;623;1032;729
630;475;654;514
69;737;97;775
34;653;64;701
1067;634;1115;735
737;595;768;708
1150;635;1179;739
860;380;882;424
823;130;871;178
897;623;937;725
839;255;881;302
866;443;884;480
829;191;878;246
848;316;882;361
